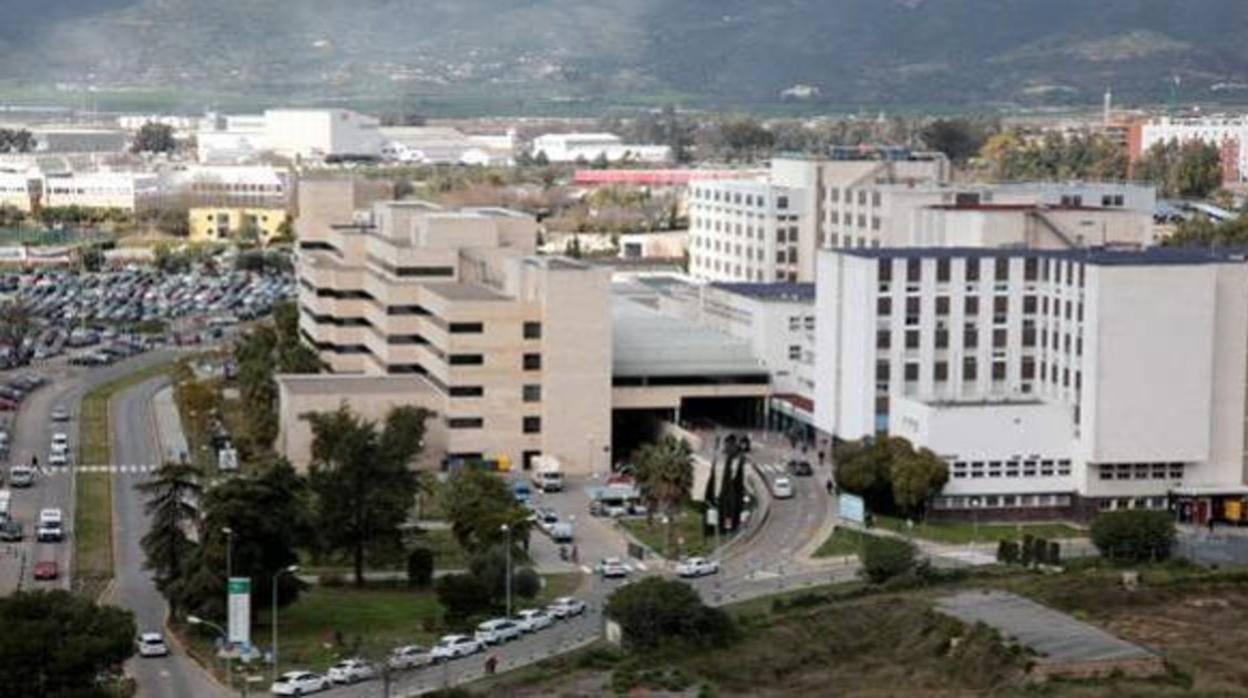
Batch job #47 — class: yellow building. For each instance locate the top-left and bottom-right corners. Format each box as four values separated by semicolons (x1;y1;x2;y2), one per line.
188;207;290;245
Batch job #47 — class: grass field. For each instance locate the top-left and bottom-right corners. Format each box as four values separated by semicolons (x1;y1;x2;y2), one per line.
619;507;713;560
73;361;175;599
872;514;1085;545
813;527;877;559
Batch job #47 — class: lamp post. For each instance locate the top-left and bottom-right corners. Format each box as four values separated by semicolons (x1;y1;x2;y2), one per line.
271;564;299;682
188;615;231;689
500;524;512;618
223;526;234;582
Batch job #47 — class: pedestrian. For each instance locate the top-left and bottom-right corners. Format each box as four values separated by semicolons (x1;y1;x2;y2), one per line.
825;478;834;495
484;654;498;675
817;450;825;466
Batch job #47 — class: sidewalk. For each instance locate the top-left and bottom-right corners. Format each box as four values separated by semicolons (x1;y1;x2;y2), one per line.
152;384;189;465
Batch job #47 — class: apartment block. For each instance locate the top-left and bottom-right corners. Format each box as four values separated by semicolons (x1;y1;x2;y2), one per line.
814;246;1248;520
1129;115;1247;183
279;178;612;475
188;207;290;244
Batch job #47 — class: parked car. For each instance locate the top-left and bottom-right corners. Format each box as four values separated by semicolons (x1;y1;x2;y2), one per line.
771;476;795;499
327;658;375;684
475;618;522;645
787;460;813;477
675;557;721;578
33;560;58;580
0;521;23;542
0;398;17;412
386;645;431;671
270;671;330;696
596;557;630;579
547;596;587;619
515;608;554;632
430;635;484;663
48;449;68;467
137;632;169;658
51;433;68;449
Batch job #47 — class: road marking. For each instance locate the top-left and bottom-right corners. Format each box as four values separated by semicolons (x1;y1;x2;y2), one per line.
579;565;592;574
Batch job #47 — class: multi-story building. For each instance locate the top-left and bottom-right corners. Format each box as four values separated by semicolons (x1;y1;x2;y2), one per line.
41;171;161;211
197;109;384;163
686;179;807;282
1129;115;1247;183
165;165;290;208
279;178;612;474
188;207;290;244
814;246;1248;520
0;168;35;212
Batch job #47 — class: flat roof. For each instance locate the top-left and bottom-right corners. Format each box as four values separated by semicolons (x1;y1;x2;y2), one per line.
613;297;767;377
423;283;510;302
835;246;1248;267
710;282;815;302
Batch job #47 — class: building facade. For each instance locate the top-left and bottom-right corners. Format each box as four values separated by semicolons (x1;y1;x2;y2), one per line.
188;207;290;244
1130;115;1247;183
42;171;161;211
280;178;612;475
530;133;670;164
197;109;384;163
814;246;1248;519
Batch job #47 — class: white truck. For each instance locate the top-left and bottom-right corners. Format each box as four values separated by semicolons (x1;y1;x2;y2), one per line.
530;455;565;493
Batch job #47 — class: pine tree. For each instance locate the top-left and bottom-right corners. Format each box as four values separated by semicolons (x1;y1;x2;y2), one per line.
702;461;718;539
732;455;747;529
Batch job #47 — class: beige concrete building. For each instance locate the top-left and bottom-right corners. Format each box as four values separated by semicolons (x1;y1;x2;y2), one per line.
279;178;613;474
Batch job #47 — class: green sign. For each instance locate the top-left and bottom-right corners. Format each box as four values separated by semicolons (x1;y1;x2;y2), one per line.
228;578;251;594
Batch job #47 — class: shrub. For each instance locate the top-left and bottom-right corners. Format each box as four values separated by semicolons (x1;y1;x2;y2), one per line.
513;567;541;599
406;547;435;588
1090;510;1176;563
1020;534;1035;566
435;573;492;622
996;540;1019;565
604;577;738;651
861;536;916;584
1033;538;1049;566
1047;541;1061;566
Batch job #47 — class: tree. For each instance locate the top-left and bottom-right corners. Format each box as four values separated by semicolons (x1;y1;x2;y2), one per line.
468;545;540;602
443;468;531;555
137;461;204;615
131;122;177;154
920;119;989;165
634;436;695;551
860;536;916;584
0;590;136;697
889;446;949;518
837;437;947;517
1089;510;1176;563
406;547;435;588
717;118;775;162
0;128;35;154
305;404;429;586
80;246;105;272
435;573;492;622
604;578;737;651
0;299;34;364
1137;139;1222;198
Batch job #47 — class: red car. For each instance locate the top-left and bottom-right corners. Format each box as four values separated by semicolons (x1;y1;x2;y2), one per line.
33;561;58;581
0;399;17;412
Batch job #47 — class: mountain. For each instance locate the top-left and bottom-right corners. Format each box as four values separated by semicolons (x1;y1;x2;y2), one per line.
4;0;1248;112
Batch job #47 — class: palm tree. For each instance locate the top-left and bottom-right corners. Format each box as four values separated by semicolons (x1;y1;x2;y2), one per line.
635;436;695;556
137;460;204;614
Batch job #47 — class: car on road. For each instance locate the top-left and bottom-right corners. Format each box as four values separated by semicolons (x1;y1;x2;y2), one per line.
515;608;554;632
33;560;58;580
675;556;721;578
50;406;71;422
51;433;68;449
430;635;484;662
137;632;169;657
386;645;432;671
48;449;68;467
787;460;814;477
596;557;630;579
547;596;587;619
10;465;34;488
327;658;375;684
475;618;522;645
0;521;23;542
269;670;331;696
533;507;559;533
37;508;63;542
771;476;795;499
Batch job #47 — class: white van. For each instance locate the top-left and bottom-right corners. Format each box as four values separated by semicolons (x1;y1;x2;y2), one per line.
37;508;63;542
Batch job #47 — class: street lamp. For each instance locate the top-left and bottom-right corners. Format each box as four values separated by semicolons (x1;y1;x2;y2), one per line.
222;526;234;581
188;615;232;689
500;524;512;618
271;564;299;682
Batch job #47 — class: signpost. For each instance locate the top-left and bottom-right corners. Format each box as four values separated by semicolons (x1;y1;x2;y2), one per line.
837;492;866;525
228;577;251;646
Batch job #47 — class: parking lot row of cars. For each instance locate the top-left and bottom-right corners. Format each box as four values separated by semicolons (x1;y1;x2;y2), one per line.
0;373;47;414
268;597;588;695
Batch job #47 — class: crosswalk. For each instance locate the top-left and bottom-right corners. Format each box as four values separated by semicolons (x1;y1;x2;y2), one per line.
36;464;160;476
754;463;788;475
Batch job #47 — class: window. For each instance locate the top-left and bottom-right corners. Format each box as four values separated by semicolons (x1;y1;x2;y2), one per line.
523;353;541;370
937;259;951;282
993;329;1007;348
992;361;1007;380
904;363;919;381
449;386;484;397
523;416;542;434
935;296;950;315
876;330;891;350
449;354;484;366
935;328;949;349
777;195;789;209
934;361;949;382
905;297;920;316
876;361;890;381
788;345;802;360
878;259;892;281
964;296;979;315
449;322;484;334
524;322;542;339
523;385;542;402
963;328;978;348
448;417;484;429
966;259;980;282
906;259;921;283
905;330;919;349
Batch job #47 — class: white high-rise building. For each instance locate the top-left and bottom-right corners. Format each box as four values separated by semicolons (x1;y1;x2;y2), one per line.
814;246;1248;520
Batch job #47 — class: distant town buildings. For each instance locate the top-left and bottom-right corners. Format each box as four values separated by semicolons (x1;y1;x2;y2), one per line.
1129;115;1247;184
379;126;516;166
41;171;161;211
197;109;384;163
530;133;670;164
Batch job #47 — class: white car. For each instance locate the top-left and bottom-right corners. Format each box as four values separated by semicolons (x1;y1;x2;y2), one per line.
675;557;721;578
50;407;71;422
269;671;331;696
51;433;68;449
771;476;795;499
515;608;553;632
547;596;587;619
386;644;431;670
136;632;169;658
48;449;68;467
430;635;484;662
327;658;375;684
475;618;522;645
596;557;630;579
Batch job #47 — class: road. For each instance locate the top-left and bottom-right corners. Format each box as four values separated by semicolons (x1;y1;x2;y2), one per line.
112;374;228;698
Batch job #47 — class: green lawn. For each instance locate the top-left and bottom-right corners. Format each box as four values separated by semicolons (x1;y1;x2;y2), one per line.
813;527;876;559
74;361;175;599
620;507;713;560
872;514;1085;545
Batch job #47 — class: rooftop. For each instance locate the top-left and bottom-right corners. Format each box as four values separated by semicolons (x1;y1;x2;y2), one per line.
423;283;511;302
834;246;1248;267
612;296;767;378
710;282;815;302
